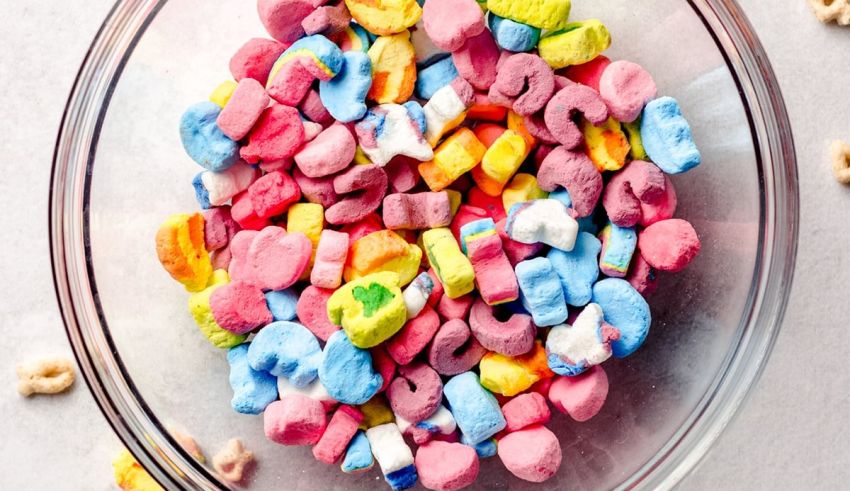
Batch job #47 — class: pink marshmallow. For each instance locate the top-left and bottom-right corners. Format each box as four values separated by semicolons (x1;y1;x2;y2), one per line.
523;111;559;145
383;192;452;230
259;158;293;173
296;285;341;341
501;393;551;433
295;124;356;178
293;168;339;208
313;405;363;464
537;146;603;218
497;425;561;483
415;441;480;491
267;59;322;106
466;234;519;305
639;174;677;226
240;103;306;163
436;294;473;321
202;206;240;252
452;29;500;92
370;346;397;393
428;319;488;376
385;156;421;193
299;87;336;126
257;0;315;45
302;0;351;36
496;218;543;266
468;298;535;356
247;170;301;219
209;280;273;334
637;219;701;273
386;363;443;423
311;229;350;289
385;305;441;366
548;365;609;422
264;394;328;445
599;60;657;123
467;187;507;222
490;53;555;116
561;55;611;92
422;0;485;51
325;164;388;225
229;38;288;86
231;191;270;230
229;226;312;291
626;252;659;296
303;120;325;142
543;84;609;149
217;79;270;141
602;160;667;228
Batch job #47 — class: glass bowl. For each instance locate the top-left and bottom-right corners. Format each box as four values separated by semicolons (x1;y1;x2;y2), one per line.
50;0;798;489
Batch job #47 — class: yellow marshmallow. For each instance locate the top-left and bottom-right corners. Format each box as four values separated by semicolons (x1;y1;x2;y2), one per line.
155;213;212;292
422;228;475;299
472;129;527;197
209;80;238;108
445;189;463;216
344;230;422;286
288;203;325;279
502;173;548;213
486;0;571;30
327;271;407;348
358;395;396;429
479;341;554;396
345;0;422;36
582;117;630;172
188;270;247;349
113;449;164;491
419;128;487;191
623;119;648;160
538;19;612;69
367;31;417;104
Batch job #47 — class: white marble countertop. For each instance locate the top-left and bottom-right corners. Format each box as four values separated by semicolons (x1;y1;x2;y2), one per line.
1;0;848;489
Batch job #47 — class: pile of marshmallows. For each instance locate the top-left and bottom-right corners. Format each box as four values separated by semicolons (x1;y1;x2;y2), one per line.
157;0;702;489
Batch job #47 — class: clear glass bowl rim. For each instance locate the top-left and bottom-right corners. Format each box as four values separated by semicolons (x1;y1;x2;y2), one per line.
49;0;799;489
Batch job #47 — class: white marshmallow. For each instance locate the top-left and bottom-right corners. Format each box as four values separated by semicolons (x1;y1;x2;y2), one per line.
201;161;257;206
359;104;434;166
365;423;414;474
506;199;578;252
403;272;434;319
547;303;613;368
423;84;468;146
276;376;336;407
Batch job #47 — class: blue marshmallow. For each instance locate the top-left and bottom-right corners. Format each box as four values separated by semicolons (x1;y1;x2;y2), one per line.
341;430;374;473
247;321;322;387
548;232;602;307
443;372;506;445
191;172;211;209
460;433;498;458
515;257;569;326
386;467;419;491
641;96;701;174
318;330;383;404
320;51;373;123
226;344;278;415
600;223;637;277
264;289;298;321
548;188;572;208
459;218;496;254
592;279;651;358
415;56;459;100
179;101;239;172
488;14;541;53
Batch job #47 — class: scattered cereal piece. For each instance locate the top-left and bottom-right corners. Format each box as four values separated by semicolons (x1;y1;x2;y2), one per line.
16;357;75;397
212;438;255;484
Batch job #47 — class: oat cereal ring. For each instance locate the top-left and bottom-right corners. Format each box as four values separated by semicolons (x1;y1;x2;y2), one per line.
213;438;255;483
831;140;850;184
16;357;75;396
809;0;850;25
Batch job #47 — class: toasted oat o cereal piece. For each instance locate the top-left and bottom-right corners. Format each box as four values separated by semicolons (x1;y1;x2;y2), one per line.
16;357;75;396
213;438;255;484
831;140;850;184
809;0;850;25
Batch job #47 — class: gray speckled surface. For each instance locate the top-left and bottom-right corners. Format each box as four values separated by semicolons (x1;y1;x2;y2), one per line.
0;0;847;489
